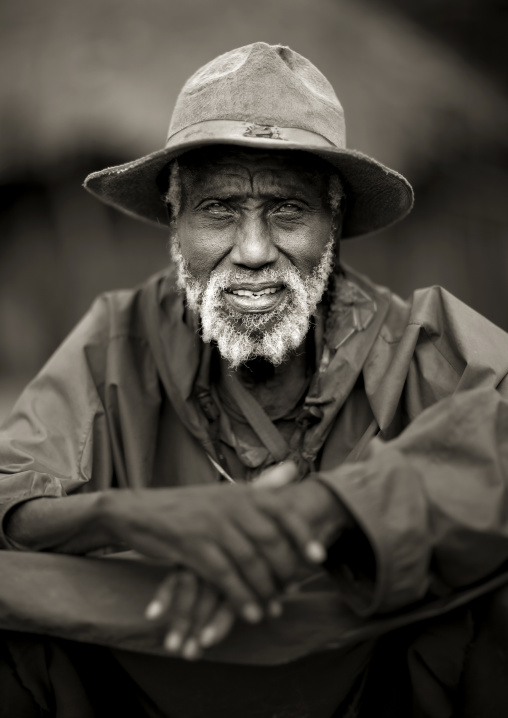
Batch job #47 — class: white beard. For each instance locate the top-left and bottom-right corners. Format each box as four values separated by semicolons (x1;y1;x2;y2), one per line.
170;238;335;368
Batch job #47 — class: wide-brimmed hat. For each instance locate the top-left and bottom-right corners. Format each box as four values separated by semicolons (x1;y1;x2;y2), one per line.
84;43;413;238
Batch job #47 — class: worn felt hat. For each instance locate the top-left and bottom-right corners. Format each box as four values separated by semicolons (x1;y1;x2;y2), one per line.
84;42;414;238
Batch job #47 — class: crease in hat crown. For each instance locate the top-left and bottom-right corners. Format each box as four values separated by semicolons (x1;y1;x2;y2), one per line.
167;43;346;148
83;41;414;239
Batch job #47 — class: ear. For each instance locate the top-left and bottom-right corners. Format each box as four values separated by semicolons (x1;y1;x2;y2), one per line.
333;212;344;242
158;159;182;223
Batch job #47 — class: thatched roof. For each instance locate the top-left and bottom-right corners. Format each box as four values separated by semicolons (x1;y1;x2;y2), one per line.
0;0;507;178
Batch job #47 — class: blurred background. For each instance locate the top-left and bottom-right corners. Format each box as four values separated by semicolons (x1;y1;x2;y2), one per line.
0;0;507;421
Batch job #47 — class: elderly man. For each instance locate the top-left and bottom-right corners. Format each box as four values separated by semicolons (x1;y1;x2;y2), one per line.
1;42;508;717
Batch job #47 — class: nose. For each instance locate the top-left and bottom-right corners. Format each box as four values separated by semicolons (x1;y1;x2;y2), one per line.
229;215;278;269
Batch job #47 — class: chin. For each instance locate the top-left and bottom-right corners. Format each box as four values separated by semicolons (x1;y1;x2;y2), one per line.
203;301;311;368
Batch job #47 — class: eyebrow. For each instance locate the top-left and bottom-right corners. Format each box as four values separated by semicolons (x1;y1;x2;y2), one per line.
193;185;319;200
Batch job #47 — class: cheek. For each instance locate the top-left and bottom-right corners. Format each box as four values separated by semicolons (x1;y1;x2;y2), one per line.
277;220;332;274
177;220;232;279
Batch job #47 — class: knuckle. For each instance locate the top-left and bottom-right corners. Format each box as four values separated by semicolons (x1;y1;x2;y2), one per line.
255;527;281;548
251;491;276;509
155;579;171;597
179;570;198;587
239;560;273;589
155;575;175;598
171;616;192;632
235;547;260;568
285;517;310;543
219;573;249;597
212;561;234;581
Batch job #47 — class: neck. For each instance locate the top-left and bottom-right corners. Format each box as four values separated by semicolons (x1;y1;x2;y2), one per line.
231;339;311;418
237;350;306;385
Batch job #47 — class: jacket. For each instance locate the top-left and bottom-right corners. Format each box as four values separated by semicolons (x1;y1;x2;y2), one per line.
1;264;508;715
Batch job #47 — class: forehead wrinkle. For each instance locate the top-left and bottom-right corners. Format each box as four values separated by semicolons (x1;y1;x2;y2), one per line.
183;164;326;202
184;170;254;198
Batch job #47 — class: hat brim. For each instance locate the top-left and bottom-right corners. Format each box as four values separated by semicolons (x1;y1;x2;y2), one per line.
83;135;413;239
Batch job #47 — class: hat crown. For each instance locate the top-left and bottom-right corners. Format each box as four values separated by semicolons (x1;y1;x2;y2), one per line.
168;42;346;147
84;43;413;239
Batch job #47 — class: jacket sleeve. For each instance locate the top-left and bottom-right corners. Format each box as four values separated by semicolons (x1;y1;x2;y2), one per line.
318;384;508;617
0;299;113;549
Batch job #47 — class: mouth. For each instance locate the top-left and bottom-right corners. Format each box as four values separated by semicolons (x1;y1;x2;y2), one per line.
223;283;286;313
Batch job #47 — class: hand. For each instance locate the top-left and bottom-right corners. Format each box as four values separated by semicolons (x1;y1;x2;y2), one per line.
142;463;324;659
252;477;353;549
145;568;237;660
103;462;325;623
141;478;350;659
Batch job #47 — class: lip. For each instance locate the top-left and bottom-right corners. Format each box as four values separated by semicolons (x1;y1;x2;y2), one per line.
223;285;287;313
226;281;284;292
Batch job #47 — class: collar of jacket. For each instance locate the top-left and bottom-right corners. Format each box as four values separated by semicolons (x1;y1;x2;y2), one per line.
141;263;393;463
299;266;391;463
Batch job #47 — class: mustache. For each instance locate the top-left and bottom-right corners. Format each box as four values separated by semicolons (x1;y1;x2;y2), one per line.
170;234;336;367
209;266;296;290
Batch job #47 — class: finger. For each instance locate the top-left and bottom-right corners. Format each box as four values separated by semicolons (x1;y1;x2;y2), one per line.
133;529;265;621
230;504;302;588
145;572;178;620
180;582;221;660
192;542;265;623
187;581;220;636
253;460;299;489
218;522;281;604
199;602;237;649
253;490;327;565
163;571;200;653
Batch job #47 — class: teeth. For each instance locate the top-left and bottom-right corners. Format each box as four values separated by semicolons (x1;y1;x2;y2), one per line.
231;287;280;297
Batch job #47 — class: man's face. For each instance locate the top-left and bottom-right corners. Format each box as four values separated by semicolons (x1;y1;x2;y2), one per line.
171;147;339;367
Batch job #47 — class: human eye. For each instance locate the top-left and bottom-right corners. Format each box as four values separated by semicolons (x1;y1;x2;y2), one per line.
200;201;233;217
273;201;304;217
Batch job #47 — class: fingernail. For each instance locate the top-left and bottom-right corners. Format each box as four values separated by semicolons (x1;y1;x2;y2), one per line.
242;603;263;623
268;600;283;618
182;639;200;660
199;626;217;647
145;600;163;620
164;632;182;652
306;540;326;563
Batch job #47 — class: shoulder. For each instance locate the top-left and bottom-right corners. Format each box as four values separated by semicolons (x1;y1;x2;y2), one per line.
348;264;508;357
409;284;507;340
347;270;508;427
61;266;186;360
40;268;183;388
354;268;508;393
80;268;177;344
407;285;508;376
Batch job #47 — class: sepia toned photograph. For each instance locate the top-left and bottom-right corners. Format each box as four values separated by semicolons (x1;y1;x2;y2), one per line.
0;1;507;716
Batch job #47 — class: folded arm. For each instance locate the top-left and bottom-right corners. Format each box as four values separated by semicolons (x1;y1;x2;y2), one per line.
315;385;508;615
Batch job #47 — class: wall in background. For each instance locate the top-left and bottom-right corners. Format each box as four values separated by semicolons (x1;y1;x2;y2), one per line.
1;0;507;420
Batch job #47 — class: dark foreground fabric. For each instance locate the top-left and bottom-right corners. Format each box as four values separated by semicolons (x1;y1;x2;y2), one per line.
111;644;374;718
0;631;373;718
0;632;145;718
3;592;508;718
2;551;508;716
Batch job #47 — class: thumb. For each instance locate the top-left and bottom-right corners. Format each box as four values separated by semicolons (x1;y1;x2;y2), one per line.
253;460;299;489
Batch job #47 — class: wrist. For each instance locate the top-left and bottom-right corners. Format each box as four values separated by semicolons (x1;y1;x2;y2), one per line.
3;498;46;549
95;489;128;545
2;492;119;554
294;478;355;545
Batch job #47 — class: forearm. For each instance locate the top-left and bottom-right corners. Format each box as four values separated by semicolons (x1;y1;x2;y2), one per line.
320;387;508;616
4;492;118;554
